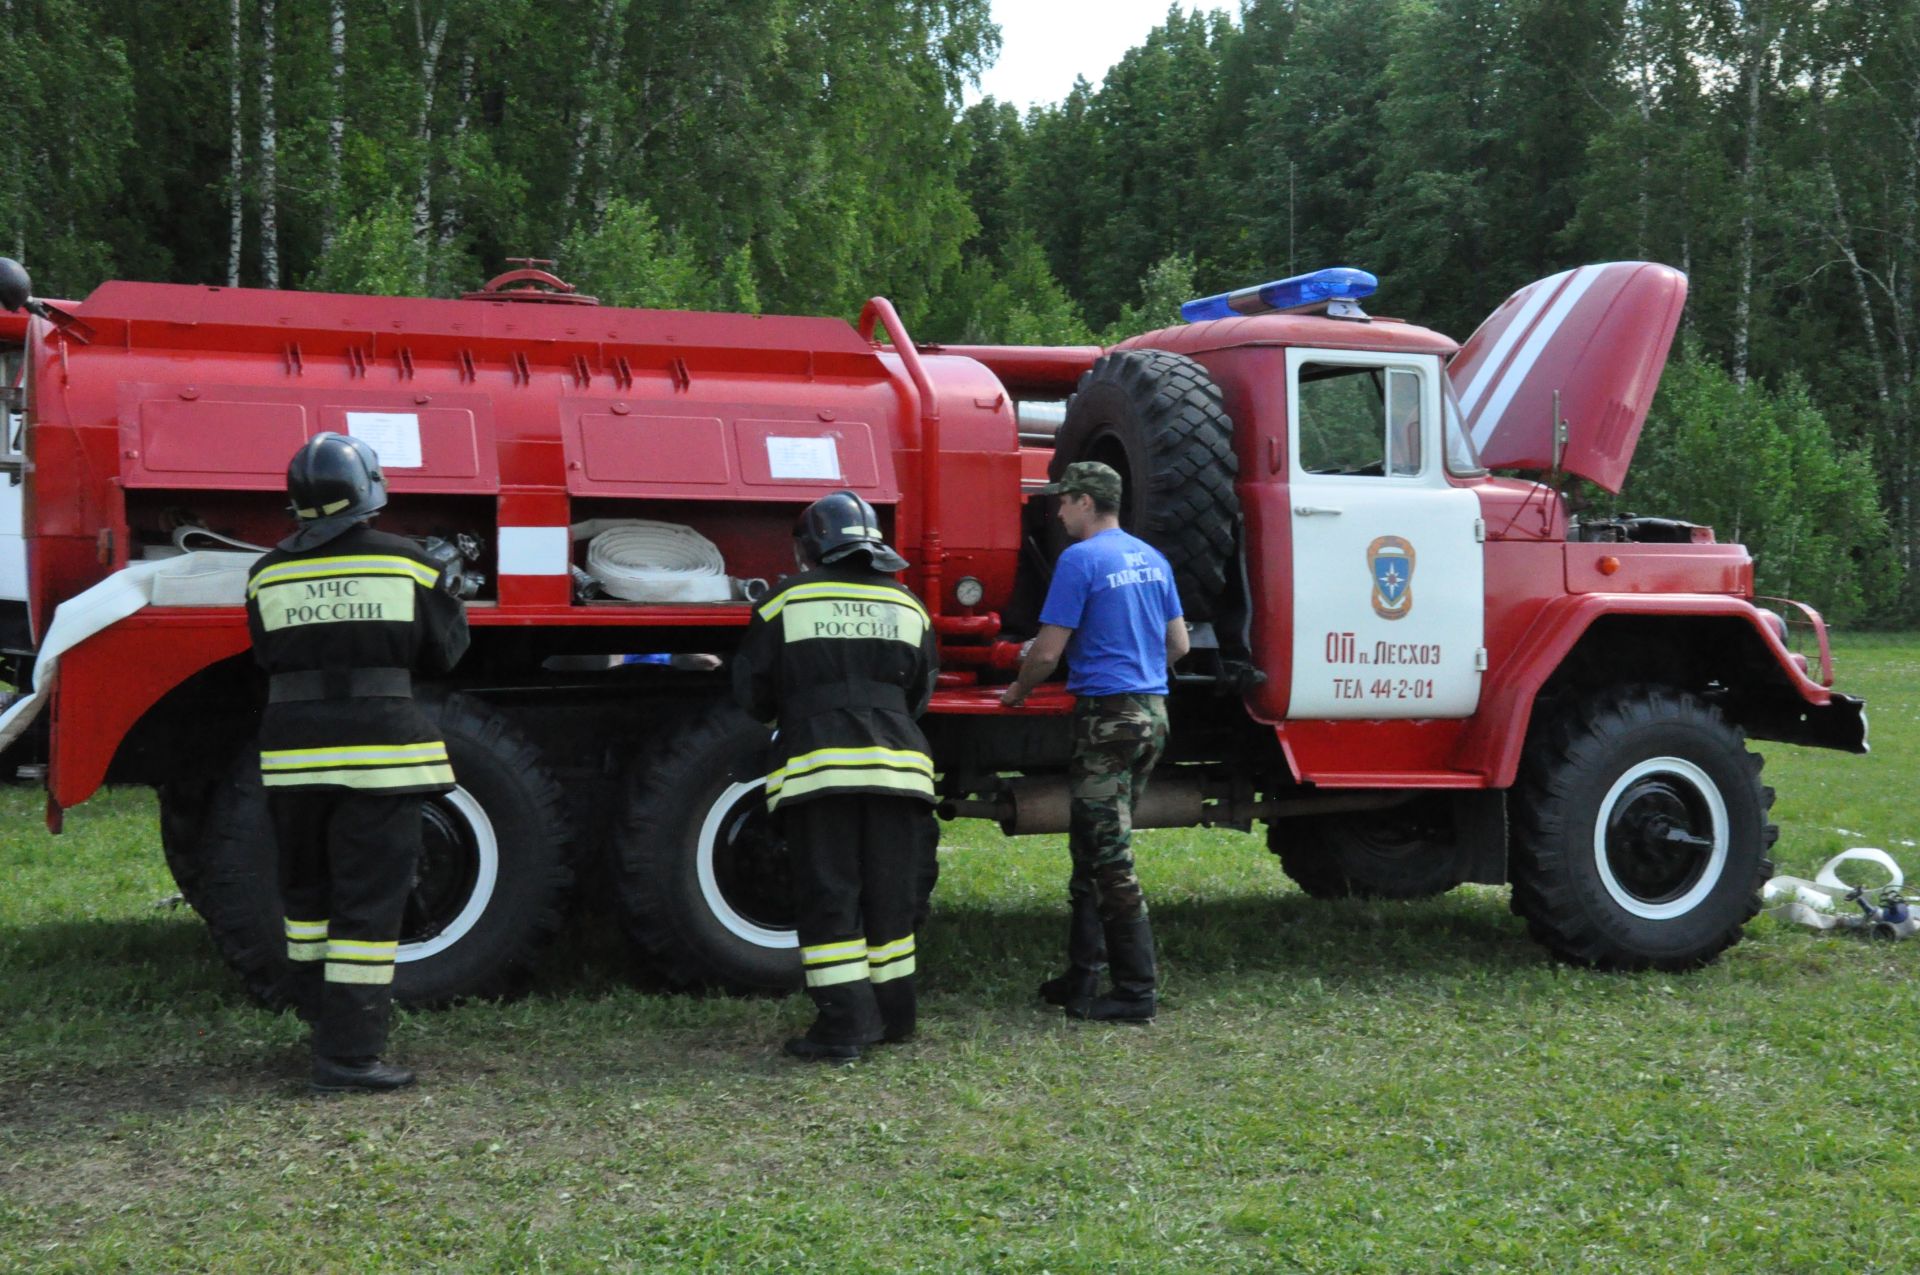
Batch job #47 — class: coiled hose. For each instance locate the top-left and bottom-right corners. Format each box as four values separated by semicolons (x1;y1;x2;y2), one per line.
582;520;734;602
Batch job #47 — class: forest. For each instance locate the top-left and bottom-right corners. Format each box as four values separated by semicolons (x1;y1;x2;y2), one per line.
3;0;1914;622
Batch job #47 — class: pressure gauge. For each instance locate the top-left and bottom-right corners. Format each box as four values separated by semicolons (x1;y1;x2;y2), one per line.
954;576;985;607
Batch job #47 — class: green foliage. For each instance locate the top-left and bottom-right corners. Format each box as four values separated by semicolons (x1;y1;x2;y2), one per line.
1101;251;1198;343
558;198;712;311
1620;346;1898;623
925;234;1094;345
304;195;454;297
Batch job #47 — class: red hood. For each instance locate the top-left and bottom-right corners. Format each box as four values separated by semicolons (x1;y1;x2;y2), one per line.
1448;262;1687;493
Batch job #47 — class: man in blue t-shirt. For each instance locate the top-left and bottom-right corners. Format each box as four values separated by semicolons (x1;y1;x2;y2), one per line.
1001;460;1190;1022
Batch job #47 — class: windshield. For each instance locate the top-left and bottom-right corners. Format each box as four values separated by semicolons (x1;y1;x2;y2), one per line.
1442;376;1486;477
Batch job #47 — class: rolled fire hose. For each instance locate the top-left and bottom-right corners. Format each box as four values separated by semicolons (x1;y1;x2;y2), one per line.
579;520;734;603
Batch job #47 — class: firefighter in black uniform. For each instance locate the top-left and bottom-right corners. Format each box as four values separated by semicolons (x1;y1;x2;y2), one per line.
245;432;470;1094
733;490;940;1063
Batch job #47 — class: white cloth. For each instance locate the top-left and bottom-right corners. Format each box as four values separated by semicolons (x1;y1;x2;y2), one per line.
0;550;262;753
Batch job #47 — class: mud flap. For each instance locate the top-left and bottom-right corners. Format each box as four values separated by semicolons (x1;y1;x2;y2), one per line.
1453;790;1508;885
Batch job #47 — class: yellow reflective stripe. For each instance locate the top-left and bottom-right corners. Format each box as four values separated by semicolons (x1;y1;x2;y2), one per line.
838;524;881;537
327;939;398;961
805;961;871;988
287;941;327;961
248;554;438;597
284;918;329;940
758;581;928;623
869;954;916;984
867;935;915;964
262;762;456;790
801;940;868;966
768;766;935;808
319;497;351;515
771;746;932;784
261;742;450;770
325;962;395;986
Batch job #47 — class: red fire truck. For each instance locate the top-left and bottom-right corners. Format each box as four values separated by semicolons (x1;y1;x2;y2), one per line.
0;258;1866;1005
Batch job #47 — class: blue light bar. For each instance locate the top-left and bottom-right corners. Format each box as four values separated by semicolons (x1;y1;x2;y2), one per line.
1180;267;1378;322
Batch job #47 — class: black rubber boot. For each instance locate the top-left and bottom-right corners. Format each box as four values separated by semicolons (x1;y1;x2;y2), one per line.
1066;914;1157;1023
310;1055;417;1094
1038;886;1108;1005
786;981;883;1063
873;977;917;1044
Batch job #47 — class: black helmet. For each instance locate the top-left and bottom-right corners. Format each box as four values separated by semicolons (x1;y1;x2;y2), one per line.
794;489;908;573
282;431;388;551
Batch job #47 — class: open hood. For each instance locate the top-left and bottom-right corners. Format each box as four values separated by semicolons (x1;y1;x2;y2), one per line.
1448;262;1687;493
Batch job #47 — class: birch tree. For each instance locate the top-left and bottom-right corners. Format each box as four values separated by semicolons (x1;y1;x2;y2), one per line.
258;0;279;288
227;0;244;286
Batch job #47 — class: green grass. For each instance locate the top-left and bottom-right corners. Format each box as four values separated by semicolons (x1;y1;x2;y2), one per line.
3;636;1918;1272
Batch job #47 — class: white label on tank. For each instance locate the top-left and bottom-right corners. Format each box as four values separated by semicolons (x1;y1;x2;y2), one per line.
766;436;841;481
345;412;424;469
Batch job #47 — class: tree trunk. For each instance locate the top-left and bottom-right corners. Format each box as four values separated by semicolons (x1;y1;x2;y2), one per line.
258;0;279;289
588;1;631;224
1810;71;1890;405
439;48;474;247
412;2;450;258
565;0;622;223
228;0;245;287
322;0;346;256
1732;3;1767;389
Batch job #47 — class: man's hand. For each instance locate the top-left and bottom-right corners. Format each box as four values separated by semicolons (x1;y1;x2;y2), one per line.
1000;625;1071;710
999;684;1027;708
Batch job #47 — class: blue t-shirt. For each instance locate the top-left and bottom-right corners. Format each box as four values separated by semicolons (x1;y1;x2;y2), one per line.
1039;528;1184;696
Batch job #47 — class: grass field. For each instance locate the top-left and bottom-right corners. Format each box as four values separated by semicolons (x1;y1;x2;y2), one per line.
3;636;1917;1272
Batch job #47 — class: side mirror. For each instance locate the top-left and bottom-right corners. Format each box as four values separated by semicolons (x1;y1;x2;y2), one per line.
0;258;30;313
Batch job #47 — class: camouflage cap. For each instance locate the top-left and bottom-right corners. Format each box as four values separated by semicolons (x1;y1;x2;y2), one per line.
1038;460;1123;504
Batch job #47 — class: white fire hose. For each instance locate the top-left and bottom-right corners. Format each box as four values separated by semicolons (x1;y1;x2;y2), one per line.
574;519;737;603
1763;848;1918;939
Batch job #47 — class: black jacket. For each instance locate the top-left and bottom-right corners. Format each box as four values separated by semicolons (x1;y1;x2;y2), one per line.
732;563;938;813
245;523;470;794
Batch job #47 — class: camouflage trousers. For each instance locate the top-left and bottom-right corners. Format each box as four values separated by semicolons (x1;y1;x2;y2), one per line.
1068;693;1169;923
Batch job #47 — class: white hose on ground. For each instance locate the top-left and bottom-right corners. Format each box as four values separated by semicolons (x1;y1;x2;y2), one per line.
578;520;733;603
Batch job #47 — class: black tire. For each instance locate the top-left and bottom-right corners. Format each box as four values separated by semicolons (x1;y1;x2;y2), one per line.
614;704;799;992
1267;798;1466;900
185;695;575;1007
157;778;215;911
1508;686;1775;971
1052;349;1240;620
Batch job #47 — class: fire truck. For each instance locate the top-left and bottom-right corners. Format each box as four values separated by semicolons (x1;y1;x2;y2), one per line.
0;257;1867;1006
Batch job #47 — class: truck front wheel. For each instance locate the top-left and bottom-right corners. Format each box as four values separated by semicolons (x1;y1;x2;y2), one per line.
182;696;575;1007
1508;686;1774;970
613;705;799;992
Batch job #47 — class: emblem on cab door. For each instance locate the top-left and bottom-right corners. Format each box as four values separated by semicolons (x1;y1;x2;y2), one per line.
1367;536;1415;620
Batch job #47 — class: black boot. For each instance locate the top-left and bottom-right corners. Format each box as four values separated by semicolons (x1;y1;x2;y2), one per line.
873;976;917;1044
785;980;883;1063
310;1054;417;1094
1066;914;1157;1023
1038;886;1108;1005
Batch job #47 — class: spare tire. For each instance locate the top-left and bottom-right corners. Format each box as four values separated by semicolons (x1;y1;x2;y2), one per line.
1051;349;1240;619
181;695;575;1007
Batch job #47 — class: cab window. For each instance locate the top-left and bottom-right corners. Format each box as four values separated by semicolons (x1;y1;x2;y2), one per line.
1295;362;1425;477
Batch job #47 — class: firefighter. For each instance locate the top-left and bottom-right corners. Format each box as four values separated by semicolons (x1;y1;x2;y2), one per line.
245;432;469;1094
1001;461;1189;1022
733;490;939;1063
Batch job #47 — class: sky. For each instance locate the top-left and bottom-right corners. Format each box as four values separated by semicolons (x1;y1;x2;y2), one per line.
967;1;1233;112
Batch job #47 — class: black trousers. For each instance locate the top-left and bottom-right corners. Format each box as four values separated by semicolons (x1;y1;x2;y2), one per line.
269;789;422;1059
784;793;930;1044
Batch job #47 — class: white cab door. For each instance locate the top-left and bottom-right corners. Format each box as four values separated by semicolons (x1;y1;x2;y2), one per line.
1286;347;1484;719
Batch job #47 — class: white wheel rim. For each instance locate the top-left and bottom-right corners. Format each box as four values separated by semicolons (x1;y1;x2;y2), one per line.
400;786;499;962
1593;757;1728;920
697;778;797;949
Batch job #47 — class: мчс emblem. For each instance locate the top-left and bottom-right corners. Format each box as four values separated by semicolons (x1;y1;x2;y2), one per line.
1367;536;1415;620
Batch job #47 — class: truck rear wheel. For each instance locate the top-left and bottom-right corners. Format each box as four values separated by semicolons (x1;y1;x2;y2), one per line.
1508;686;1774;970
1052;349;1240;620
183;696;575;1007
1267;798;1466;900
613;705;799;992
